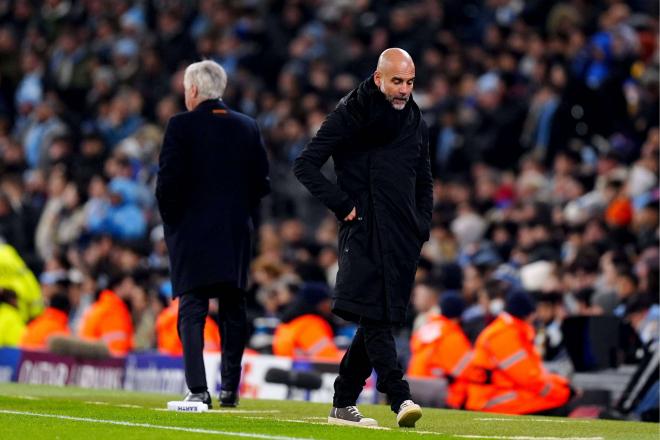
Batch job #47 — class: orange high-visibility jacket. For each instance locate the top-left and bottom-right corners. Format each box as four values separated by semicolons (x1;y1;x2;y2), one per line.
155;298;220;356
20;307;71;350
79;290;133;356
407;314;474;408
465;312;571;414
273;314;342;361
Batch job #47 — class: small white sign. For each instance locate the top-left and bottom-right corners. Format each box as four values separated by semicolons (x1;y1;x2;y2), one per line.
166;401;208;412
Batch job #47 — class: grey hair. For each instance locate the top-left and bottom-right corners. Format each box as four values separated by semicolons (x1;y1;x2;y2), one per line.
183;60;227;100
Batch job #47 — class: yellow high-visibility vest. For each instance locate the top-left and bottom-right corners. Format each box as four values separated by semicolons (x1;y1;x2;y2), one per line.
0;244;43;322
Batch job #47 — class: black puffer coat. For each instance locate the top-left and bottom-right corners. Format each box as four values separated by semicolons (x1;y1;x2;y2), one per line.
293;76;433;324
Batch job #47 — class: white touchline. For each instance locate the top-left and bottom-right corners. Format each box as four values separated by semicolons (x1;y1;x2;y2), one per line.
474;418;592;423
152;408;281;414
406;431;603;440
0;410;314;440
457;436;604;440
207;410;282;414
238;416;391;431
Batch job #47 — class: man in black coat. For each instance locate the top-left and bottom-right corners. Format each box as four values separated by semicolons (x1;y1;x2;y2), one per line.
294;48;432;428
156;60;270;408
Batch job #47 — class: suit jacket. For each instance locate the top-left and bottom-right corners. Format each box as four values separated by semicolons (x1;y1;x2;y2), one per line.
156;99;270;296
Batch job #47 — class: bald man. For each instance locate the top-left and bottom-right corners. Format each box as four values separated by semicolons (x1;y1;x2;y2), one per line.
294;48;431;428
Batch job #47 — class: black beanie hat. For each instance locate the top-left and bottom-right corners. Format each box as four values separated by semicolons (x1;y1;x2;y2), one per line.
505;290;536;318
440;293;465;319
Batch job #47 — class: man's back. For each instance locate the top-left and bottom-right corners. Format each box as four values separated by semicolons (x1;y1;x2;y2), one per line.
156;99;270;295
158;100;265;225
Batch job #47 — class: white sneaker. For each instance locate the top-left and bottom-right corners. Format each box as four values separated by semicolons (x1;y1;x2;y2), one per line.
328;406;378;427
396;400;422;428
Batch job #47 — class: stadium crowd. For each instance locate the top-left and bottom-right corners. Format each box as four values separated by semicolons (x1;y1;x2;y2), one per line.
0;0;658;417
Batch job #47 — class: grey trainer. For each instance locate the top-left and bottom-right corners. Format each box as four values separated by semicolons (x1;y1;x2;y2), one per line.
396;400;422;428
328;406;378;427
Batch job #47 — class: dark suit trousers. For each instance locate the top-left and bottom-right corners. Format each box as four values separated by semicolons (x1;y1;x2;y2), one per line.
333;317;411;413
177;283;247;393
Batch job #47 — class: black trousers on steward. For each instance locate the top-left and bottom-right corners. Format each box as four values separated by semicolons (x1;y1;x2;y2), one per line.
177;282;247;394
333;317;411;413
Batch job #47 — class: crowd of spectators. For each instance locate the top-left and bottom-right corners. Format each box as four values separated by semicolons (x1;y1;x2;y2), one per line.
0;0;657;373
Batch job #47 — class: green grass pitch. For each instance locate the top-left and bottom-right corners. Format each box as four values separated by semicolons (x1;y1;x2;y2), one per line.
0;383;656;439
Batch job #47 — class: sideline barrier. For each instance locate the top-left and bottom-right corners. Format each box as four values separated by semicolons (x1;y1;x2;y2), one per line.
0;349;378;404
0;348;638;411
19;350;124;388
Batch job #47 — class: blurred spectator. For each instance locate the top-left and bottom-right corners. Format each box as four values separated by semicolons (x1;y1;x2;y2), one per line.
131;280;156;351
614;268;640;317
0;190;28;254
86;173;147;240
465;291;573;415
34;180;85;260
534;291;566;361
13;49;44;132
20;291;71;350
155;297;220;356
410;281;441;331
0;242;42;322
0;288;25;347
272;282;342;361
625;294;659;347
20;99;68;170
78;274;133;356
408;293;473;409
71;132;107;187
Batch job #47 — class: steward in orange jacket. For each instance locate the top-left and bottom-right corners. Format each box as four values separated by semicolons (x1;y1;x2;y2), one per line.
21;293;71;350
156;298;220;355
79;289;133;356
273;314;342;360
272;282;342;361
407;293;473;408
465;292;571;414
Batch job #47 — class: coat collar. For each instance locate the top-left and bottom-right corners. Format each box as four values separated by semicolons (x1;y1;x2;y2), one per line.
346;74;419;130
192;98;227;113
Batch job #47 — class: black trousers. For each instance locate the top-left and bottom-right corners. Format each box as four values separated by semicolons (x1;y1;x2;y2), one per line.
333;317;411;413
177;283;247;394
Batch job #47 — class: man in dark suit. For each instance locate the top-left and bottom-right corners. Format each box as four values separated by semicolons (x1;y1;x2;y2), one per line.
294;48;431;428
156;60;270;408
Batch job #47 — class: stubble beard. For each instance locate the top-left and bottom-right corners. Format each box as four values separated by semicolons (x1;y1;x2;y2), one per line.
379;81;408;110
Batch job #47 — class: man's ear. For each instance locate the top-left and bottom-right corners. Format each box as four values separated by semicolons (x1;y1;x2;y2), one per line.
191;84;198;98
374;71;382;87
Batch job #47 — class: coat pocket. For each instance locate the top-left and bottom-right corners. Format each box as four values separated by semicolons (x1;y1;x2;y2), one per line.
339;217;360;255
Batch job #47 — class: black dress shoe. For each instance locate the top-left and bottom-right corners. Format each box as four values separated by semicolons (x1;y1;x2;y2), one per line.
184;390;212;409
219;390;239;407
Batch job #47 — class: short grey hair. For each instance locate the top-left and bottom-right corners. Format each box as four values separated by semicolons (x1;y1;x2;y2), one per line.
183;60;227;100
